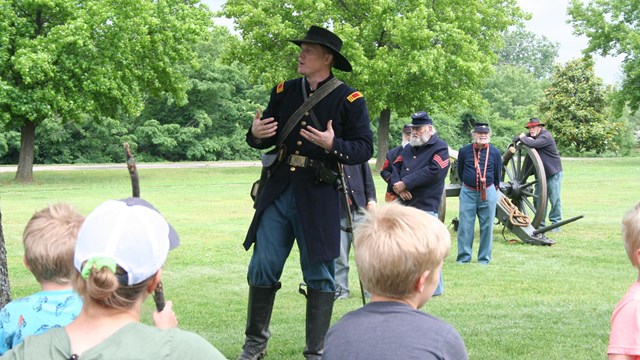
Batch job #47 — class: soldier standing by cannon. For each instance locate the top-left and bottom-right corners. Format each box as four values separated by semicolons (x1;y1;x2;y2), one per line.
456;123;502;264
517;117;563;230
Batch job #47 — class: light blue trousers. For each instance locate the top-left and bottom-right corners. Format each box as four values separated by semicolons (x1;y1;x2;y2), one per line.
545;171;563;225
425;211;444;296
335;211;361;294
456;186;498;264
248;185;335;291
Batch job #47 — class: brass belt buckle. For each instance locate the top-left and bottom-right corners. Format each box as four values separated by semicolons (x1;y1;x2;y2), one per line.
289;154;307;167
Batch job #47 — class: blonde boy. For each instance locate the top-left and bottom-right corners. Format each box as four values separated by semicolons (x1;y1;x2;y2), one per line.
608;201;640;359
323;202;468;359
0;203;84;354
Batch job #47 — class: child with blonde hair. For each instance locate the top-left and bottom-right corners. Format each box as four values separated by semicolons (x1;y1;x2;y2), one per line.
323;202;467;359
608;201;640;360
0;203;84;354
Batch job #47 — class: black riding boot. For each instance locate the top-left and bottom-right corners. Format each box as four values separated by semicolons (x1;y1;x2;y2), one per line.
237;283;281;360
302;288;335;359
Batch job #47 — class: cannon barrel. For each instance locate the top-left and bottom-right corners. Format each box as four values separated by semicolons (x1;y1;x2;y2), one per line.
532;215;584;235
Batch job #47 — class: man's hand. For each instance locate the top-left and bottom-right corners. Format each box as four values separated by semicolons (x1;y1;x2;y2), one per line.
392;181;406;193
299;120;335;150
398;190;412;201
251;109;277;140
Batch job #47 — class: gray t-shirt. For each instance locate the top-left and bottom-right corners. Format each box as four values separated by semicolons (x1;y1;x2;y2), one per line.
324;301;467;360
1;322;226;360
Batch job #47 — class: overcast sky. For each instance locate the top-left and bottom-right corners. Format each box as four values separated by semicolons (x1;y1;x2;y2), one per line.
202;0;623;84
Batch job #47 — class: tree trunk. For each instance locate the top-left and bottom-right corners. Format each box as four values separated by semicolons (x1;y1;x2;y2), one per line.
15;120;36;183
0;208;12;308
375;108;391;171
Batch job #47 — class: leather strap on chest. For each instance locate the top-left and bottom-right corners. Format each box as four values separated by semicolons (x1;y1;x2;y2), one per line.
473;145;490;201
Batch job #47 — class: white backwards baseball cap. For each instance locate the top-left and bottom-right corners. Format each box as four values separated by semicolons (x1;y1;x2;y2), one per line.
74;197;180;286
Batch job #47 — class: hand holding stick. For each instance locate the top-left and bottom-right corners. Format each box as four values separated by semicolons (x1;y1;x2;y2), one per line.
124;143;165;312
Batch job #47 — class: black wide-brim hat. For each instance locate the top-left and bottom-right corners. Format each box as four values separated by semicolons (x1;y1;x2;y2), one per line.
289;26;353;72
525;117;545;128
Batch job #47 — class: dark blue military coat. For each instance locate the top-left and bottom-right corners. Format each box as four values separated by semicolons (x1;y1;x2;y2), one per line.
457;143;502;190
245;75;373;263
380;145;404;196
343;163;376;211
390;134;450;213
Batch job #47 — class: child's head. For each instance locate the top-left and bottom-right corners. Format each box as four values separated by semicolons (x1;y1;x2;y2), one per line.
72;198;179;309
23;203;85;285
622;201;640;267
353;202;450;300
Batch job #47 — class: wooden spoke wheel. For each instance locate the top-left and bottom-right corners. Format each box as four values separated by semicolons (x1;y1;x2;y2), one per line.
500;143;548;228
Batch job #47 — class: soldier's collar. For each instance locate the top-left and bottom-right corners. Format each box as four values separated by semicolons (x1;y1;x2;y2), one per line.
304;73;334;93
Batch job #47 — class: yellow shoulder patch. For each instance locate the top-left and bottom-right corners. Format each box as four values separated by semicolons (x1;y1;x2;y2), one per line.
347;91;363;103
276;81;285;94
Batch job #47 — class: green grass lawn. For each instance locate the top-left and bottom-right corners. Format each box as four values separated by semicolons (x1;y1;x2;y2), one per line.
1;157;639;359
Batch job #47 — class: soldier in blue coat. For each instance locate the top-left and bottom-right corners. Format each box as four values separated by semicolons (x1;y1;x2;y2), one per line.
240;26;373;360
335;162;377;300
390;111;450;295
380;124;411;202
456;123;502;264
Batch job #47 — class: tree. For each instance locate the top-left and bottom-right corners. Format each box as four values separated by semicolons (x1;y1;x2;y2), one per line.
496;26;560;80
0;208;10;307
133;27;268;161
221;0;525;168
539;57;623;154
481;65;546;121
0;0;213;182
568;0;640;112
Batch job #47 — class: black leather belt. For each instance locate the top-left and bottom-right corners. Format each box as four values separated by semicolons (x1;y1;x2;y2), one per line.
286;154;321;168
464;183;494;191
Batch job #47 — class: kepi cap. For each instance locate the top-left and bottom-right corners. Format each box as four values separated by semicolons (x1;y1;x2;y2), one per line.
402;124;412;134
74;197;180;286
289;26;352;72
409;111;433;127
525;117;545;128
473;122;491;133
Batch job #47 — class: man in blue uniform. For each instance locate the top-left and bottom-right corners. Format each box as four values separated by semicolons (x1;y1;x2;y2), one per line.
335;163;376;300
380;124;411;202
517;117;563;229
456;123;502;264
240;26;373;360
389;111;450;295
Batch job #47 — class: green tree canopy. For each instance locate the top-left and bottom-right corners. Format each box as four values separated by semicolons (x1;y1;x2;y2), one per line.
482;64;546;121
496;26;559;80
0;0;213;181
568;0;640;111
539;57;623;155
221;0;525;167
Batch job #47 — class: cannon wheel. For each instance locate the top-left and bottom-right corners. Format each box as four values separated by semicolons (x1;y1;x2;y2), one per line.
501;144;548;228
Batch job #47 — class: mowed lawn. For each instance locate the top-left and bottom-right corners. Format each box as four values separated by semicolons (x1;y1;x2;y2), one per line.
1;157;639;359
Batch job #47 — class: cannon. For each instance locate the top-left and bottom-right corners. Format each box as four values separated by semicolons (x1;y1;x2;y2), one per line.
438;142;583;245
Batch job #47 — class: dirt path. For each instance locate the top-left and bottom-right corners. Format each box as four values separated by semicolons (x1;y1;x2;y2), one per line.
0;161;262;173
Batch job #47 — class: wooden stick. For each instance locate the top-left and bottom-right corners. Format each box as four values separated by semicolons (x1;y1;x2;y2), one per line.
124;143;140;198
123;143;165;311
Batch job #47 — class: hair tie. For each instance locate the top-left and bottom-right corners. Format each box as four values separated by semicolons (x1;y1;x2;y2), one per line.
81;257;117;279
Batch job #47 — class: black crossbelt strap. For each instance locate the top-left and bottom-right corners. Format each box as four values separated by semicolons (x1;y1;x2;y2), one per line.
275;77;342;146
